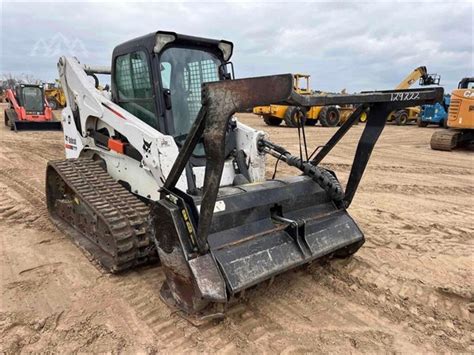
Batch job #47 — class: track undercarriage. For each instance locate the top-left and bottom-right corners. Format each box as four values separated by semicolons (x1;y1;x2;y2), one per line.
46;158;157;272
430;129;474;151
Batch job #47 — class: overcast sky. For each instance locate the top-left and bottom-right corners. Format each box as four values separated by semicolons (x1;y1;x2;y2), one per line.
0;0;472;92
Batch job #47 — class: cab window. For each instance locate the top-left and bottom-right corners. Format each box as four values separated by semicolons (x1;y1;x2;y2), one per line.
159;47;220;140
115;51;157;128
22;86;44;112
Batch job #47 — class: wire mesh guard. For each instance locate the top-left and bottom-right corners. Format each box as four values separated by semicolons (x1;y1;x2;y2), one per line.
116;52;153;99
185;59;219;118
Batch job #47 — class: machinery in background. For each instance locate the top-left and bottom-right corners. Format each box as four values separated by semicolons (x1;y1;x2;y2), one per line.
387;66;440;125
339;106;367;124
46;30;443;318
431;77;474;151
4;84;62;131
418;94;450;127
338;89;367;124
253;74;341;127
45;81;67;110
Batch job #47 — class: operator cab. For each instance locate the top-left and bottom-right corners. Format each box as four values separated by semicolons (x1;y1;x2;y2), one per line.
458;77;474;89
111;31;234;158
16;84;45;114
110;31;239;192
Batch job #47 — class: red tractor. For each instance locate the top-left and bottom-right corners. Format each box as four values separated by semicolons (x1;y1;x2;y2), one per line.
4;84;62;131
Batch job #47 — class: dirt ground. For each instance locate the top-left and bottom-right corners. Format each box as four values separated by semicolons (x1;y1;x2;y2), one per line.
0;107;472;353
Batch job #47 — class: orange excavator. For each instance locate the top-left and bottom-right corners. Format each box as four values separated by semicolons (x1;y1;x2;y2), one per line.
430;77;474;151
4;84;62;131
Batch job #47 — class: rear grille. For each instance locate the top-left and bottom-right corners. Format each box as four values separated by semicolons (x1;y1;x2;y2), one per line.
448;99;460;119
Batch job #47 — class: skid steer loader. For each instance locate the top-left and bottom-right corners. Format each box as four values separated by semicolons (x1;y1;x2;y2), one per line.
5;84;62;131
46;31;443;318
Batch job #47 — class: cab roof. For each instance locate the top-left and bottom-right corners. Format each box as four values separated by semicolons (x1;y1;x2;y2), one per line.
112;30;233;60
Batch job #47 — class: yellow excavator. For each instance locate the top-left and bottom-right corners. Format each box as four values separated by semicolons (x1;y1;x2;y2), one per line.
387;66;440;125
253;74;341;127
431;77;474;150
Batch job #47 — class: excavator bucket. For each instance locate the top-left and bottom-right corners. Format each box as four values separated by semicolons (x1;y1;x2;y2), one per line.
153;74;444;317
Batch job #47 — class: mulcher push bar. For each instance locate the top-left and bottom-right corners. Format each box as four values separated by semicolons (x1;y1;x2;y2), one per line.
164;73;444;253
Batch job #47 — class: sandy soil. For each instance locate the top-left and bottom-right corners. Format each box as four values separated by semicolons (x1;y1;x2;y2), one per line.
0;107;472;353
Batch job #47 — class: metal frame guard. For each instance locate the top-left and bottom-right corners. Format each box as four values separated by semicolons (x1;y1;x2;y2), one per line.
164;74;444;254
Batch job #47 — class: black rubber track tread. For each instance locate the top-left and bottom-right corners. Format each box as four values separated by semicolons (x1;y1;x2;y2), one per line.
46;158;157;273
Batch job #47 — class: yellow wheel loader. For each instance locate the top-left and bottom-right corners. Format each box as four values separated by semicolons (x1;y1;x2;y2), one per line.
45;82;67;110
253;74;341;127
337;89;367;124
46;30;443;319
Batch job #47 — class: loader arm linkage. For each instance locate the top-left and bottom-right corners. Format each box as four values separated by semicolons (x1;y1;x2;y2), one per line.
164;74;443;255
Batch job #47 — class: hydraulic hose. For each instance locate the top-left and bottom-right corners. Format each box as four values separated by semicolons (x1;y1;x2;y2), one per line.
259;139;345;202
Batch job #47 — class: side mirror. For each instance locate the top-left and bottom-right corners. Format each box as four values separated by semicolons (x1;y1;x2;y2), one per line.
163;89;172;110
219;62;235;80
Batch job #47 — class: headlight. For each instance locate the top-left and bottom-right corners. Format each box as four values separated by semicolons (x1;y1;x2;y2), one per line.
154;32;176;53
218;41;233;61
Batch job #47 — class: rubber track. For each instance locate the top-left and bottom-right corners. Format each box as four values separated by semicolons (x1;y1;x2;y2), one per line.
47;158;157;272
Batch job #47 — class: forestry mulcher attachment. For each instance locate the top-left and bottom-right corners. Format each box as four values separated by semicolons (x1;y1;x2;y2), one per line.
46;31;443;318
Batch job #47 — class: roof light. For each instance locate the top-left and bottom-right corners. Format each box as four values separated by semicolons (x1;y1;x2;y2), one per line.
218;41;233;61
154;33;176;53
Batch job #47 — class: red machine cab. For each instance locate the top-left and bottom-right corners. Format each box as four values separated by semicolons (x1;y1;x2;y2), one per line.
4;84;61;131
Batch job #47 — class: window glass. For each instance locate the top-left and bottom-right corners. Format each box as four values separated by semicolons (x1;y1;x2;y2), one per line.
22;87;44;112
160;47;220;140
161;62;171;89
115;51;157;128
116;54;133;98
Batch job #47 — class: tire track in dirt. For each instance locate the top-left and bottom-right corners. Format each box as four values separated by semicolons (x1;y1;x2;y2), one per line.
237;267;404;352
0;168;46;204
357;207;473;257
0;169;53;231
359;183;473;196
0;310;128;353
334;256;471;321
0;191;42;227
322;259;471;351
109;269;285;353
322;162;474;176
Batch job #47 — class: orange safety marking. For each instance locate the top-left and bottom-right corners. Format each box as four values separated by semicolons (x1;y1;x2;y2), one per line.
108;138;125;154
